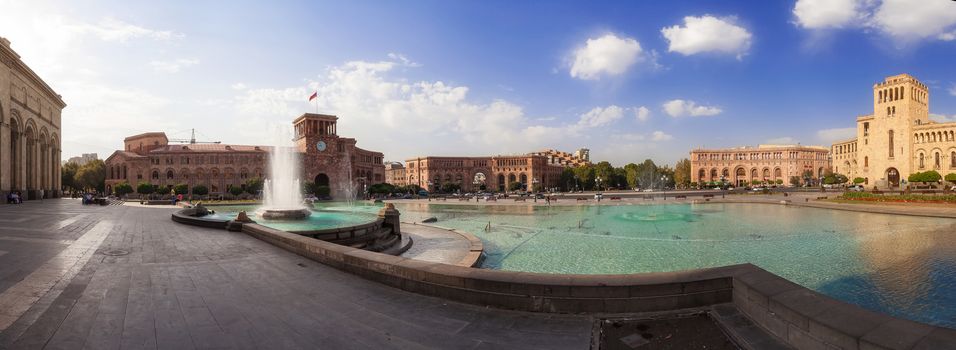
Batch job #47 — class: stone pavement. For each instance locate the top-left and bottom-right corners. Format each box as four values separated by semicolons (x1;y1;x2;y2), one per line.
0;199;593;349
400;223;475;266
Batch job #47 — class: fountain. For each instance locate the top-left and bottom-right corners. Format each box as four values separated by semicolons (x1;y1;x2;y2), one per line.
257;128;311;220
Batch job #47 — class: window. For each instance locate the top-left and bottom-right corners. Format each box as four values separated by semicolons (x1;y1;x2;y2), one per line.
888;130;894;158
919;153;924;169
935;152;941;169
166;170;174;179
864;156;868;167
152;171;159;180
952;152;956;168
863;122;869;136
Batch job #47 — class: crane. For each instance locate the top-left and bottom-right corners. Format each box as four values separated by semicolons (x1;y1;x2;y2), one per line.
167;129;221;144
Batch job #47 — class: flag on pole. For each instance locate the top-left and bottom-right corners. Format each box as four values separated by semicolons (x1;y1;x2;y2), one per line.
308;91;318;101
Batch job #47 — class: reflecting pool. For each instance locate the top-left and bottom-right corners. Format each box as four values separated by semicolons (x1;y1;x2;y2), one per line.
207;203;378;232
210;201;956;328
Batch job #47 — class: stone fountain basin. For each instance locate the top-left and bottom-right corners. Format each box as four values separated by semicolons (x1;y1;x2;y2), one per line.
257;208;312;220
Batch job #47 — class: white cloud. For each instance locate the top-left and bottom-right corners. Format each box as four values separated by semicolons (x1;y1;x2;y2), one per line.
149;58;199;73
651;131;673;141
387;52;422;67
635;106;650;121
662;99;722;117
793;0;863;29
577;105;624;128
949;84;956;96
940;31;956;41
661;15;752;59
817;127;857;142
871;0;956;42
76;17;182;42
930;113;956;123
231;83;248;90
765;136;797;144
569;33;643;80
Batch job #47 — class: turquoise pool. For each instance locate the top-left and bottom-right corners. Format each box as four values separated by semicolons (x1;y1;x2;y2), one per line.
206;203;378;232
212;201;956;328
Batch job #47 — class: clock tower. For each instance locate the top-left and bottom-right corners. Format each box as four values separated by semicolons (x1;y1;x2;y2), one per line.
291;113;385;199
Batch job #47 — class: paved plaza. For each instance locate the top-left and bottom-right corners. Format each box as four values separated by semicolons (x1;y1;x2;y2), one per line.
0;199;592;349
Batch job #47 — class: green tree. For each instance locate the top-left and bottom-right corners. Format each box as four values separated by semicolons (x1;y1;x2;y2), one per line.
301;181;317;195
751;179;761;185
74;159;106;192
114;182;133;196
623;163;639;189
922;170;942;182
155;186;171;195
636;159;659;189
790;176;801;187
945;173;956;183
244;177;264;194
173;183;189;195
136;182;155;196
801;170;815;186
508;182;523;191
673;158;691;189
572;165;594;190
853;177;866;184
593;161;614;190
192;185;209;196
61;162;80;192
441;182;461;193
228;185;243;196
775;179;784;185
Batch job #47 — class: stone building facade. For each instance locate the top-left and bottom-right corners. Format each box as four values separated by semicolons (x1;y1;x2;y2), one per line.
830;73;954;188
383;162;406;187
529;149;592;167
690;144;831;187
397;154;566;193
105;113;384;199
0;37;66;200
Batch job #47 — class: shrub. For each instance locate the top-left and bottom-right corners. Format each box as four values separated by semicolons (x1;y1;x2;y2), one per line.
909;171;942;183
114;182;134;196
946;173;956;183
192;185;209;196
750;180;761;185
775;179;783;185
244;177;264;194
155;186;171;195
853;177;865;184
136;182;155;195
316;185;331;197
228;185;244;197
173;183;189;195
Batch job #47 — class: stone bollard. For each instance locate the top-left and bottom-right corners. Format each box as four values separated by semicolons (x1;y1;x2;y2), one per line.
378;203;401;235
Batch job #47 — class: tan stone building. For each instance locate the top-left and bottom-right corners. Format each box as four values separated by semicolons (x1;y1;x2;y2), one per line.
0;37;66;199
690;145;831;187
105;113;384;198
396;154;568;193
529;149;592;167
383;162;406;187
830;73;952;188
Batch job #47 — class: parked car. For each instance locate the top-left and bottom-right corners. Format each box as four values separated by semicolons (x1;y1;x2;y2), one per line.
849;185;865;192
642;188;654;192
594;193;604;200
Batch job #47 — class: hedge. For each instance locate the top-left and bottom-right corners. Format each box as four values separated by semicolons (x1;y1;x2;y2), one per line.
842;191;956;203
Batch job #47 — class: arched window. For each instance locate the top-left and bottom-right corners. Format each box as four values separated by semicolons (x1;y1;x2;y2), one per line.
935;152;941;169
919;153;924;169
888;130;894;158
152;171;159;180
864;156;868;167
952;152;956;168
166;170;174;179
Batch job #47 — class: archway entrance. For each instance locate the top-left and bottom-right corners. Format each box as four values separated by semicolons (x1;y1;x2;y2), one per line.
886;168;900;188
314;173;330;187
735;168;746;187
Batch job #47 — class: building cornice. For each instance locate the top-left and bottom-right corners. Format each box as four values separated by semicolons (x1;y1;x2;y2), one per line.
0;39;67;108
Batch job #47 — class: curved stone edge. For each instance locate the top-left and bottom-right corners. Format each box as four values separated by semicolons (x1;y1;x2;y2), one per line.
406;222;484;267
171;208;229;229
240;222;956;349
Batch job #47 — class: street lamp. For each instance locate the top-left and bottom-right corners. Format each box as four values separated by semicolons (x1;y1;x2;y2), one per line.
532;178;539;202
661;174;669;200
595;176;602;192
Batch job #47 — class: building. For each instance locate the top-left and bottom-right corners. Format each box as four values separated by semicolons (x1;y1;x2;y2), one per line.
383;162;406;187
529;149;591;167
690;144;831;187
830;73;951;188
395;154;567;193
105;113;384;198
66;153;98;166
0;37;66;200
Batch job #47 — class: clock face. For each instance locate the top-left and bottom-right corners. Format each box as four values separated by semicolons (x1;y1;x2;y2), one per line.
316;141;327;152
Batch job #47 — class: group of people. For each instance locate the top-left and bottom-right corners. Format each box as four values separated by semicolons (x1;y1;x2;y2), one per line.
6;191;23;204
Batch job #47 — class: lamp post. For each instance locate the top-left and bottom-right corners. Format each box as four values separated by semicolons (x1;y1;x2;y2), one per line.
595;176;602;192
532;178;539;202
661;174;668;200
427;180;433;201
720;175;726;198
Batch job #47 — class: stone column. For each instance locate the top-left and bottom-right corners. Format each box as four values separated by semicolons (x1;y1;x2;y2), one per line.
0;119;6;195
377;203;401;235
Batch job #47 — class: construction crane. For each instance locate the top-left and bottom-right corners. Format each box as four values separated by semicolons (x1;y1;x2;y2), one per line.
168;129;221;144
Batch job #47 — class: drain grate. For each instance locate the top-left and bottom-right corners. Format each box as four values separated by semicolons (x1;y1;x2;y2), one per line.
99;249;130;256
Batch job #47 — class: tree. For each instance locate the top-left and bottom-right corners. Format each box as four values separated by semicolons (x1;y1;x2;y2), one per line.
136;182;155;196
946;173;956;184
441;182;461;193
922;170;942;182
751;179;761;185
690;181;699;189
228;185;243;196
244;177;264;194
192;185;209;196
674;158;691;189
623;163;639;189
636;159;659;189
775;179;784;185
790;176;801;187
61;162;80;192
301;181;317;195
593;161;614;190
74;159;106;192
155;186;171;195
801;170;815;186
853;177;866;184
508;182;523;192
368;183;396;194
173;183;189;195
572;165;594;190
316;186;331;197
114;182;133;196
559;168;576;191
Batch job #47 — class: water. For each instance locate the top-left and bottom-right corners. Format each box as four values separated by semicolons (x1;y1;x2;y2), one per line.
209;202;378;231
386;202;956;328
261;127;306;211
209;201;956;328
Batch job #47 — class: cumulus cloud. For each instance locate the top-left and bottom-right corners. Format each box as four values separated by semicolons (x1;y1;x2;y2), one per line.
661;15;752;59
793;0;956;45
231;83;247;90
793;0;863;29
651;131;673;141
569;33;643;80
930;113;956;123
817;127;857;142
635;106;650;121
662;99;722;117
76;17;183;42
577;106;625;128
949;84;956;96
149;58;199;73
386;52;421;67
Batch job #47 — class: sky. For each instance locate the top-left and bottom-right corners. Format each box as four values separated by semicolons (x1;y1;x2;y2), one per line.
2;0;956;167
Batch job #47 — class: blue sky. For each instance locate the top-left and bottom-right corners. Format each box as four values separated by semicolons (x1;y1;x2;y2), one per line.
2;0;956;166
